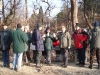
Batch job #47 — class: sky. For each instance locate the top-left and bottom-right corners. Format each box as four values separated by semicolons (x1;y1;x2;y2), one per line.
26;0;63;18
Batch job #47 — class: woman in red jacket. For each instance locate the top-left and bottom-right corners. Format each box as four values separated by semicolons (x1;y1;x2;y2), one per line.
72;24;88;67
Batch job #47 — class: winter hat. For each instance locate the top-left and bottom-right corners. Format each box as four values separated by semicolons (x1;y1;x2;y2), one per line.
94;21;99;27
46;27;50;30
17;23;22;28
37;23;42;28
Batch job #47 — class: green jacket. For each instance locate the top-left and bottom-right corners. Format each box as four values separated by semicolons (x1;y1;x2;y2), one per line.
12;28;28;53
44;34;53;50
58;31;71;48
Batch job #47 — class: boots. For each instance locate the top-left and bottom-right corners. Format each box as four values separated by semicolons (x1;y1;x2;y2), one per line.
98;64;100;69
89;64;92;69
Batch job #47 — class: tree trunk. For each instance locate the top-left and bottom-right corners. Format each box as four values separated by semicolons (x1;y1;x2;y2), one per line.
25;0;28;25
2;0;5;23
70;0;78;31
84;0;93;29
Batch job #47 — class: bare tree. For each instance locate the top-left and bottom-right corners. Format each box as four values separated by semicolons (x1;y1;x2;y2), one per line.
70;0;78;31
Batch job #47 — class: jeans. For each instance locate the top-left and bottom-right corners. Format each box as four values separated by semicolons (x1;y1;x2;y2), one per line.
13;53;23;69
61;48;68;66
2;50;10;66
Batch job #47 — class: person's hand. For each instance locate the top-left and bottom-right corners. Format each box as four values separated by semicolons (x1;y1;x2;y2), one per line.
47;33;49;36
68;46;70;49
53;33;56;37
42;34;46;38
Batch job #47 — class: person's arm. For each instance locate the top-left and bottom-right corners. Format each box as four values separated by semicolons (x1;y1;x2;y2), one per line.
22;32;28;42
67;32;71;48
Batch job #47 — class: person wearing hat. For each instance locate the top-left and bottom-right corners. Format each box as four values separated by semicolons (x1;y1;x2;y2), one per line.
0;24;12;67
32;23;44;67
89;21;100;69
12;23;28;71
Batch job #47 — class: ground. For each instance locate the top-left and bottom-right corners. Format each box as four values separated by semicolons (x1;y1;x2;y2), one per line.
0;60;100;75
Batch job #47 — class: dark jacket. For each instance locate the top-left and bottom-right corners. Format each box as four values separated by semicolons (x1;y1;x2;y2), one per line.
25;32;31;51
90;27;100;49
44;33;53;50
0;29;12;50
33;28;44;51
12;28;28;53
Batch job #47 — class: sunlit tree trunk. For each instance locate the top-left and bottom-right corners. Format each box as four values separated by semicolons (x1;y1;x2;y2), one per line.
70;0;78;31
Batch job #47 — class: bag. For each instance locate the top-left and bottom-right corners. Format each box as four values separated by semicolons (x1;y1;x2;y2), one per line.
30;43;36;50
53;40;60;47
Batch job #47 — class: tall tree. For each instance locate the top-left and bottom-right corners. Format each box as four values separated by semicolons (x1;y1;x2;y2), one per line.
70;0;78;31
38;6;43;24
25;0;28;25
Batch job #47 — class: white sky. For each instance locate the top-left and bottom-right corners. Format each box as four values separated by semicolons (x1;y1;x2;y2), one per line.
26;0;63;18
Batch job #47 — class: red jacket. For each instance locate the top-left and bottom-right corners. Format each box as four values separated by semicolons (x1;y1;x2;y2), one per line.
72;32;88;49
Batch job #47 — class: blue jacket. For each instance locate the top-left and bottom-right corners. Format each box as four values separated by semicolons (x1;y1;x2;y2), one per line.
33;29;44;51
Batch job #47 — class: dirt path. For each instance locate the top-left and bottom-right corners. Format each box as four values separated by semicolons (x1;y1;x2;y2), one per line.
0;61;100;75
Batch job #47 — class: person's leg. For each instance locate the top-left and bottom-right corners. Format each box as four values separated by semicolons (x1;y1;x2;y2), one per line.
96;48;100;69
80;48;85;66
36;51;42;67
5;50;10;67
64;49;68;67
89;48;96;69
2;50;6;66
77;50;81;65
47;50;51;65
13;53;18;69
61;48;65;65
17;53;23;69
26;51;31;61
33;50;36;63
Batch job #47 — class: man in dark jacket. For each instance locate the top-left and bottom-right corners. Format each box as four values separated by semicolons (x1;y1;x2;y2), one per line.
89;21;100;69
12;24;28;71
33;23;44;67
0;24;12;67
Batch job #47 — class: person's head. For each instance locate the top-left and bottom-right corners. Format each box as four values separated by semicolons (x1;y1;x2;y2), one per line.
94;21;99;27
75;23;81;31
2;24;7;30
24;26;29;33
61;25;66;33
37;23;42;31
45;27;50;33
17;23;22;29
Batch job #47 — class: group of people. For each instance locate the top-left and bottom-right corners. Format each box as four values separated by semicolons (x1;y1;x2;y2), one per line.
0;21;100;72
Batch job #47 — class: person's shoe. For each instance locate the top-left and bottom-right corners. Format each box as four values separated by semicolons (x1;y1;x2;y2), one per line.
61;64;65;66
3;64;6;67
47;64;52;66
36;64;42;68
89;64;92;69
16;68;22;72
6;65;10;68
98;64;100;69
63;65;67;68
79;64;84;67
76;63;81;66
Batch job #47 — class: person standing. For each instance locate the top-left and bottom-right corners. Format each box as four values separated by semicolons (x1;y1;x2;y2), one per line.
12;24;28;71
72;24;88;67
24;26;31;66
44;27;55;66
89;21;100;69
58;25;71;68
0;24;12;67
32;23;44;68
